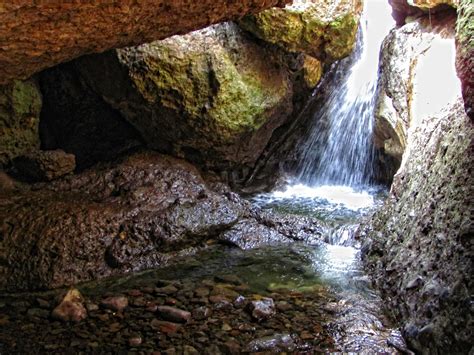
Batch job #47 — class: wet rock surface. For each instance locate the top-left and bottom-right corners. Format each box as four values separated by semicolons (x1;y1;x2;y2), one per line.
0;151;325;292
361;100;474;353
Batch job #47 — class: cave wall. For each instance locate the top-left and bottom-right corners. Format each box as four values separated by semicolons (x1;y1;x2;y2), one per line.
0;0;291;85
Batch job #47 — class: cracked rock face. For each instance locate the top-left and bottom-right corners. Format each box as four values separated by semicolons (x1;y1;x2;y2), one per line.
0;0;291;85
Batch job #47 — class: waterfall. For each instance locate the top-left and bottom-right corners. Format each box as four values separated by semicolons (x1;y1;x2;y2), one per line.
295;0;395;188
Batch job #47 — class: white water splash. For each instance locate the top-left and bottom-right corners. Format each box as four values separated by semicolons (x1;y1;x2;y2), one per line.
272;184;374;210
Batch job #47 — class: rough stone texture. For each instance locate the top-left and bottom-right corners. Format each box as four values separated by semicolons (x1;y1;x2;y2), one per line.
361;100;473;353
374;13;457;165
39;62;143;170
239;0;363;62
48;23;298;172
51;288;87;322
0;0;291;85
0;151;325;292
455;0;473;119
389;0;457;25
12;150;75;182
0;79;42;166
374;22;428;163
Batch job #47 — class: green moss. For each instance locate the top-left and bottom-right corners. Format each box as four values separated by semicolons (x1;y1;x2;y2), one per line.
0;79;41;165
239;0;361;62
123;26;290;146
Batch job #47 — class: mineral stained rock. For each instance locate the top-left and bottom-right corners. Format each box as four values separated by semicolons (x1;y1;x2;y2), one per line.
0;79;42;166
0;0;291;84
0;152;325;292
239;0;363;62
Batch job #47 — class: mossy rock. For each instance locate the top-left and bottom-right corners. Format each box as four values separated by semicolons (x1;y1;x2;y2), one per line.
239;0;362;62
0;79;42;166
76;23;294;169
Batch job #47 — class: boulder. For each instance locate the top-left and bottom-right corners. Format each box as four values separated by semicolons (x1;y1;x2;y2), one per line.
0;0;291;84
239;0;362;62
239;0;363;62
12;150;75;182
0;151;325;292
374;12;458;165
0;79;42;166
69;23;293;171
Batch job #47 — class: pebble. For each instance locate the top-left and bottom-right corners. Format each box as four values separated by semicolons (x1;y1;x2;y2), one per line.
51;289;87;322
128;335;143;346
157;306;191;323
192;306;212;320
155;285;178;295
101;296;128;312
151;319;181;334
248;297;276;321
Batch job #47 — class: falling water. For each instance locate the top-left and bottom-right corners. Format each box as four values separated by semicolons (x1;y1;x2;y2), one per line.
296;0;395;188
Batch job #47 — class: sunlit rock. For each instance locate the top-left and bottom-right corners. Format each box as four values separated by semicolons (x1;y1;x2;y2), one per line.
0;79;42;166
374;13;460;164
239;0;363;62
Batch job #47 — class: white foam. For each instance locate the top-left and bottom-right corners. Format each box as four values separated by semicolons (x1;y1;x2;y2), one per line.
271;184;374;210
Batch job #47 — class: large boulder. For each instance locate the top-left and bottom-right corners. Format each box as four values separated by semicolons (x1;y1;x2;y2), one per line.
41;23;302;174
239;0;363;62
0;0;291;84
0;151;325;292
0;79;42;166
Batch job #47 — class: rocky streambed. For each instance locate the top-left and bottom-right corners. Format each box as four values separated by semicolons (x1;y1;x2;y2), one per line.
0;242;407;354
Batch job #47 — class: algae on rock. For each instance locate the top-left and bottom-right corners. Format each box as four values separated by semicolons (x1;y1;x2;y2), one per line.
0;79;42;166
73;23;294;170
239;0;363;62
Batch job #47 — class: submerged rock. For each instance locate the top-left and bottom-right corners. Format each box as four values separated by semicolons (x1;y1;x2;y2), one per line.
245;333;296;352
100;296;128;312
239;0;363;62
51;288;87;322
0;151;325;292
248;297;276;321
0;79;42;166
